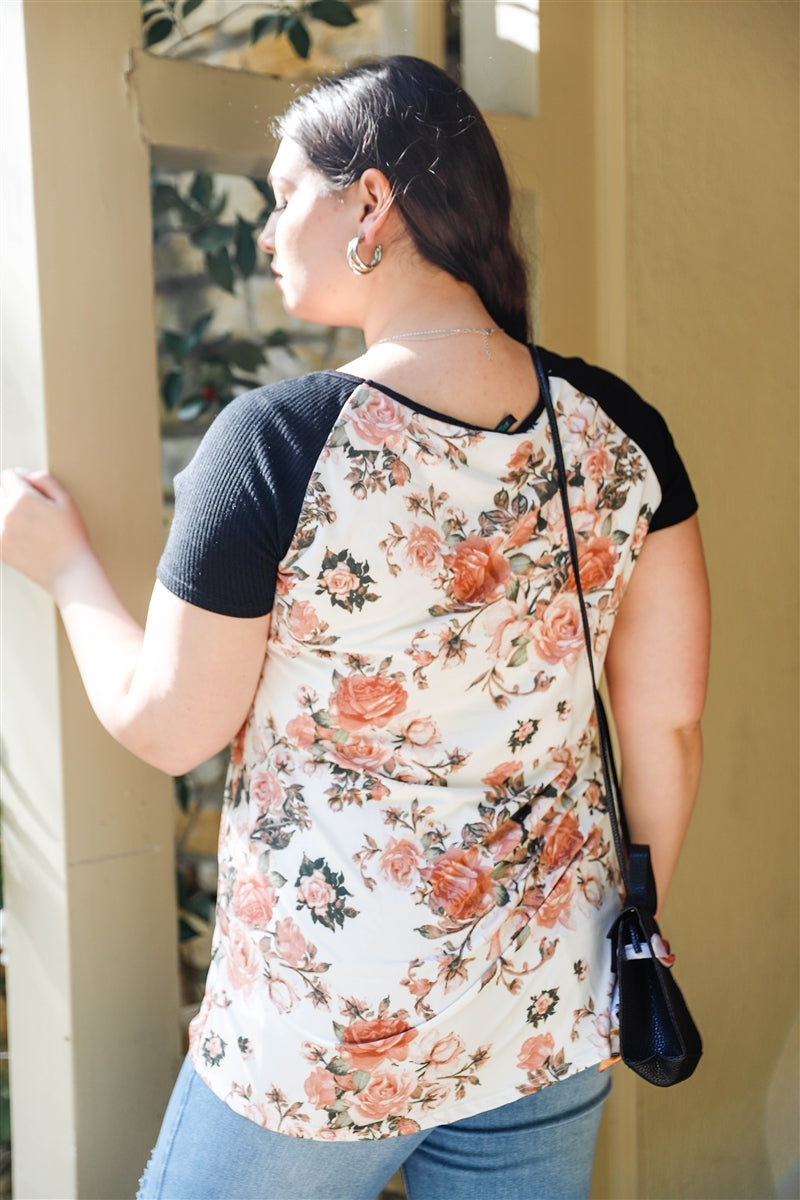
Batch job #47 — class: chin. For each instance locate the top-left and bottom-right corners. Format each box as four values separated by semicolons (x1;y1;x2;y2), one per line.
285;297;350;328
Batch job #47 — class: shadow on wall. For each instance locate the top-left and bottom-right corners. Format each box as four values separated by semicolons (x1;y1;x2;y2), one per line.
765;1016;799;1199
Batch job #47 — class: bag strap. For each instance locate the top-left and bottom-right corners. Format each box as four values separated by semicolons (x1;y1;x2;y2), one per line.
531;347;656;915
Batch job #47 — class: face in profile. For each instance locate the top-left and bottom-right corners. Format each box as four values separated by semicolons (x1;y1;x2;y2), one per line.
258;138;361;325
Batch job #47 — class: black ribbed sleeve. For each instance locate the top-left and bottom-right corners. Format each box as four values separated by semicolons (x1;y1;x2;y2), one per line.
157;354;697;619
538;348;698;531
157;373;357;617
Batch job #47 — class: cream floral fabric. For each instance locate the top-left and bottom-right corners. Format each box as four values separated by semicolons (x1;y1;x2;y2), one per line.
188;374;661;1139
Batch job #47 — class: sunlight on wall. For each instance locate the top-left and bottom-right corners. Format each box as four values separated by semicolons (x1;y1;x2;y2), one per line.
461;0;539;118
495;0;539;55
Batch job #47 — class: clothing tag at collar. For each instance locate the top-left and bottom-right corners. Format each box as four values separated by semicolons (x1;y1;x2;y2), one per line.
494;414;517;433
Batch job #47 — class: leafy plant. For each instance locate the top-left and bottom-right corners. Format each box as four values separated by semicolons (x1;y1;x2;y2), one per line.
153;170;294;418
146;0;360;418
142;0;357;61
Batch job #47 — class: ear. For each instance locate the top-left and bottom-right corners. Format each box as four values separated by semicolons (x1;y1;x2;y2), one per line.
356;168;395;245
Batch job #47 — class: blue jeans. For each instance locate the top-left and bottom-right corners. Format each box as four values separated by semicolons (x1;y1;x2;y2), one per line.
138;1057;610;1200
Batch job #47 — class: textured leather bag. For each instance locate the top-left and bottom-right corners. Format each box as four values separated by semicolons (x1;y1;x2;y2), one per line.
533;348;703;1087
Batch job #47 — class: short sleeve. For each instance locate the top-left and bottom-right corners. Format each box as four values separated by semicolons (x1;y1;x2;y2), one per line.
536;347;698;533
156;374;356;618
157;396;282;617
645;415;698;532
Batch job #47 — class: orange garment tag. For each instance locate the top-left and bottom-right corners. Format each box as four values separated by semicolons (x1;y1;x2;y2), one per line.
598;1055;621;1072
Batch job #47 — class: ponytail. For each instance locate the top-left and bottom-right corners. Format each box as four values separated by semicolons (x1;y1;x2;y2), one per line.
277;56;530;343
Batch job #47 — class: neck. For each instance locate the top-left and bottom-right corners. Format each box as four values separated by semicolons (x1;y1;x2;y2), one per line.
359;257;495;347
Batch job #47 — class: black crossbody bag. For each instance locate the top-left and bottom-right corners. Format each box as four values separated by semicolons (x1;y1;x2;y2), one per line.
532;348;702;1086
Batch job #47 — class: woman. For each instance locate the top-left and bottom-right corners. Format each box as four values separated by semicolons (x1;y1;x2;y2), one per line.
0;57;709;1200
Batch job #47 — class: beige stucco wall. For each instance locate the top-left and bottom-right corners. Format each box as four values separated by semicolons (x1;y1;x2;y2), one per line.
2;1;797;1196
618;3;798;1196
1;4;181;1197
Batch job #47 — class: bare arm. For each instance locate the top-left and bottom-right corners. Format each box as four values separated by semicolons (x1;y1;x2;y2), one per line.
604;515;710;909
0;469;270;775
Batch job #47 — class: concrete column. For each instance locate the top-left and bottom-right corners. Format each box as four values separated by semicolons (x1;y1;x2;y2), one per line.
1;3;180;1196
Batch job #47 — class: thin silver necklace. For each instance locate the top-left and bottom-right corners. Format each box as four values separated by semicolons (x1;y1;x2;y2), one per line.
372;326;503;361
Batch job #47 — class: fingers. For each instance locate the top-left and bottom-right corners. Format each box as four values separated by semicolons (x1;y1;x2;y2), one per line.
0;467;90;590
1;467;66;504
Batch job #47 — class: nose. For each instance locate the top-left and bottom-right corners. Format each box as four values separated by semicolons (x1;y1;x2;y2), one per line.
258;213;277;255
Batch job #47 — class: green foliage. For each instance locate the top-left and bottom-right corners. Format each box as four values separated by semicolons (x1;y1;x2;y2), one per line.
176;862;214;942
141;0;356;59
146;0;359;416
153;171;295;418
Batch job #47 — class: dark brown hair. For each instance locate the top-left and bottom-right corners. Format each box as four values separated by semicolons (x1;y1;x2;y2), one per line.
277;56;530;343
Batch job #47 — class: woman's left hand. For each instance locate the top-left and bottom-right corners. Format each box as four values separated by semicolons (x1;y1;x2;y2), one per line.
0;468;93;593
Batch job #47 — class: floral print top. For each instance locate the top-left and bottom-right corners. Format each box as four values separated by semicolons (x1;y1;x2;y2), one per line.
159;350;696;1140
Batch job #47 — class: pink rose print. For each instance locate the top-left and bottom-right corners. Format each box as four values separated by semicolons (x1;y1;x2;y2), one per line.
631;515;649;554
534;875;575;930
566;409;590;438
266;970;299;1013
483;595;532;662
331;735;392;773
250;768;284;816
201;1031;226;1067
584;780;603;811
540;811;584;872
447;534;511;605
576;870;604;912
339;1015;417;1071
582;445;613;483
304;1066;338;1110
348;390;411;448
517;1032;554;1072
529;593;585;668
526;987;559;1027
482;760;524;793
505;439;535;476
275;566;295;597
567;536;618;592
295;855;357;932
347;1063;417;1126
546;492;598;540
333;673;408;732
320;564;359;599
297;870;336;917
233;870;277;928
504;508;539;550
225;922;261;994
242;1102;271;1128
486;819;524;861
404;524;446;574
427;845;495;922
394;1118;422;1136
275;916;307;966
285;713;317;749
418;1030;465;1078
401;717;439;747
378;838;423;890
406;975;433;999
550;746;577;795
591;1013;612;1054
287;599;323;639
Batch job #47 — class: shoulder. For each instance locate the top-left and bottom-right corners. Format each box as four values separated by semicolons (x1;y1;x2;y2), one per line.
537;347;671;447
183;371;361;491
536;346;698;530
202;371;359;447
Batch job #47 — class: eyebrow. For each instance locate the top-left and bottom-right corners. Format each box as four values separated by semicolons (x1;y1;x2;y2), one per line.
267;173;291;188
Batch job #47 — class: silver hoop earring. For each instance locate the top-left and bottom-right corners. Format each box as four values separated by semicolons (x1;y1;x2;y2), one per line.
346;236;382;275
